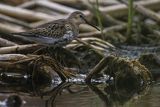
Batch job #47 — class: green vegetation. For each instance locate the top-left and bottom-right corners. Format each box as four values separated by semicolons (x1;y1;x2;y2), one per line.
95;0;104;39
127;0;134;37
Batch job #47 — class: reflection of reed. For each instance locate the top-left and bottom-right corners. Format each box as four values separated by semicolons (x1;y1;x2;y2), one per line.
86;55;152;87
87;84;112;107
45;82;90;107
45;82;71;107
86;55;153;106
0;54;76;96
88;81;151;107
0;54;71;82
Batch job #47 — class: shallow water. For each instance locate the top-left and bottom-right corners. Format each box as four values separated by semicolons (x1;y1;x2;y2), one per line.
0;81;160;107
55;85;160;107
0;62;159;107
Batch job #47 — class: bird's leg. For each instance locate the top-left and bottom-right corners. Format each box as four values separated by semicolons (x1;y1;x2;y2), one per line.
56;67;76;82
32;46;46;54
63;67;77;78
46;46;54;55
33;46;53;55
60;47;82;67
56;69;68;82
55;47;82;68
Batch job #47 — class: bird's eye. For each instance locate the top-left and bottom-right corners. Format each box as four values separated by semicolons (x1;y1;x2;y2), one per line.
79;14;83;18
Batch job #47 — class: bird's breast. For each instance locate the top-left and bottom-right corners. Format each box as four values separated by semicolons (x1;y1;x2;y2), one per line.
55;30;75;46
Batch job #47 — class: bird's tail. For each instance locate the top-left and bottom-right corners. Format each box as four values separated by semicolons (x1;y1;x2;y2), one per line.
11;32;32;37
12;32;23;35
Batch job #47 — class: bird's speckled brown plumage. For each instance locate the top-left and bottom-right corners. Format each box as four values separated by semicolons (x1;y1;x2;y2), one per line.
13;11;99;47
15;19;74;38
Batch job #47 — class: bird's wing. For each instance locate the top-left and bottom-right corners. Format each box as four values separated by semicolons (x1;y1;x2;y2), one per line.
12;20;69;38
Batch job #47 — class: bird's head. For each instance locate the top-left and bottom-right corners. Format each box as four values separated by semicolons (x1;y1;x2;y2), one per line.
68;11;100;31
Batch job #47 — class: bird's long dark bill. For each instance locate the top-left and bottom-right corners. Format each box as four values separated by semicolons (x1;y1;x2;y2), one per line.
82;17;100;31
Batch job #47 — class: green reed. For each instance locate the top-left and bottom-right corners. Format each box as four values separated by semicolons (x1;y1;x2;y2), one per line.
95;0;104;39
89;0;104;39
127;0;134;37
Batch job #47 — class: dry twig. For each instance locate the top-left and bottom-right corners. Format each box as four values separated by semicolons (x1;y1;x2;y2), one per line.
0;37;17;47
0;44;40;54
